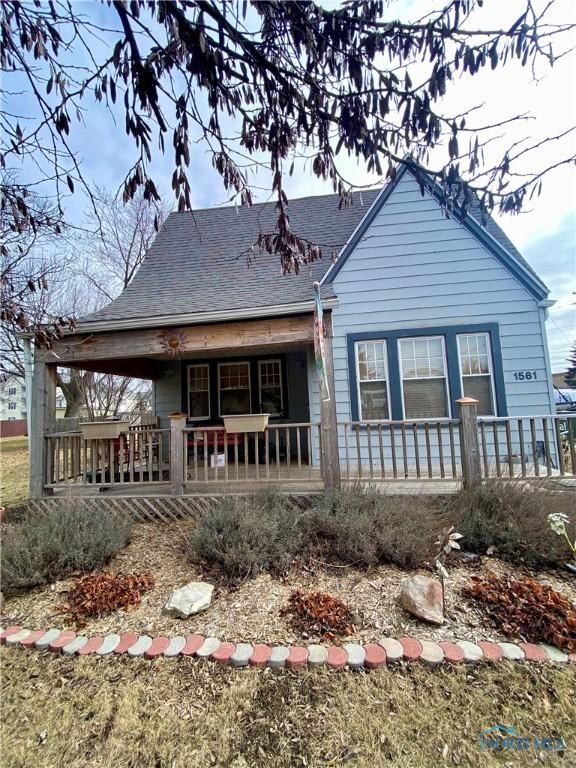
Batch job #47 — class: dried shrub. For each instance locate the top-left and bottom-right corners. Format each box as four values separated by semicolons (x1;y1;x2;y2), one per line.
445;482;573;568
59;571;154;625
304;487;446;569
187;491;303;579
281;589;353;639
1;503;132;597
463;572;576;652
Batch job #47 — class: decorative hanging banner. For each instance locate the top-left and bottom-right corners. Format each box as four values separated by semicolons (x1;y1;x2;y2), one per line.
313;282;330;402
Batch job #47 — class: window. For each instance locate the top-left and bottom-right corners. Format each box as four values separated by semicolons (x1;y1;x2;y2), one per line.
457;333;495;416
218;362;251;415
355;341;389;420
8;402;17;410
188;364;210;420
8;387;16;395
258;359;283;416
399;337;449;418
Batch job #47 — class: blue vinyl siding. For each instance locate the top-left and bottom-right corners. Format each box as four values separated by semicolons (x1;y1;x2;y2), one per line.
328;171;554;428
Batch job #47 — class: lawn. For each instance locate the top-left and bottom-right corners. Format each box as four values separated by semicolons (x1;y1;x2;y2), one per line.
1;650;574;768
0;435;29;508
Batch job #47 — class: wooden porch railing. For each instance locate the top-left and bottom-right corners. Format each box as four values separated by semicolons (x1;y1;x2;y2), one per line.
44;427;170;487
182;423;320;486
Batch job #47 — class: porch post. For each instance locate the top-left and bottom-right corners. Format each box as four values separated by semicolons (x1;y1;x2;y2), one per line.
457;397;481;489
169;413;187;496
320;315;341;491
29;356;57;498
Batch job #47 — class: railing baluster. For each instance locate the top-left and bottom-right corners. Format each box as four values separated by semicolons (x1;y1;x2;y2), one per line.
568;417;576;474
448;421;457;478
344;423;350;482
244;432;249;481
390;423;398;479
518;419;526;477
254;431;259;481
276;428;281;481
505;420;514;478
63;436;69;482
234;436;239;480
492;422;501;478
424;422;432;479
224;432;229;482
54;436;60;484
554;417;565;476
530;418;540;477
286;428;291;480
119;434;125;483
296;427;302;479
307;425;312;481
109;438;116;485
400;423;408;478
377;424;385;479
543;418;552;477
480;421;489;477
437;423;445;479
204;431;209;482
413;423;421;479
355;424;362;480
367;424;373;479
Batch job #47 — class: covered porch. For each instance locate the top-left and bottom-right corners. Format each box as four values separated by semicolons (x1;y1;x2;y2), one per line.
30;313;337;497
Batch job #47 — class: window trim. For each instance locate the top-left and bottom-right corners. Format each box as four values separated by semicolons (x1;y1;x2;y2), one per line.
354;340;391;422
456;332;497;416
347;323;508;422
217;360;252;417
257;358;283;416
187;363;211;421
398;335;451;420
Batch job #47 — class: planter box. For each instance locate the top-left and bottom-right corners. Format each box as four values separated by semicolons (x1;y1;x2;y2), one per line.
223;414;270;433
80;421;130;440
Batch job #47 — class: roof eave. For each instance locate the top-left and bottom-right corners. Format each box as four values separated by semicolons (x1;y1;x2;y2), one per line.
74;298;339;334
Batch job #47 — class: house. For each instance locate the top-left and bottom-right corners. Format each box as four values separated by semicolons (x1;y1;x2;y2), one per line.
1;375;26;421
28;162;571;497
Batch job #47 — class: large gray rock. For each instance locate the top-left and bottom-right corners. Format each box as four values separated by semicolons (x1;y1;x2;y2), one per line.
399;575;444;625
163;581;214;618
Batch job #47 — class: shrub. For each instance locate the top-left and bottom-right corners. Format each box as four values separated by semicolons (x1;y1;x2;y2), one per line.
463;572;576;652
303;487;446;569
445;482;573;568
1;503;132;597
187;491;303;579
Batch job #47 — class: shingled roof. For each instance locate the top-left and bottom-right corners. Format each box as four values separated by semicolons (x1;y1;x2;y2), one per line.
79;189;379;328
79;168;545;330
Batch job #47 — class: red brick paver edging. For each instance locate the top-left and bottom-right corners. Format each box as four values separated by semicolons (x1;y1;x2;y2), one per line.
0;626;571;671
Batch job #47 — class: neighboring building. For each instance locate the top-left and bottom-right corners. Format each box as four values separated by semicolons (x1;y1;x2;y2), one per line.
0;375;27;421
29;161;561;494
552;371;574;389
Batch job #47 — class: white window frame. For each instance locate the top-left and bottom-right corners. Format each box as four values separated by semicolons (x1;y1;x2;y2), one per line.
354;340;391;422
258;359;283;416
457;332;497;416
217;361;251;416
398;335;451;420
187;363;210;421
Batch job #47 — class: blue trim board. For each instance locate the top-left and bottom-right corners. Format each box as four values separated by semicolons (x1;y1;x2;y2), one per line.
347;323;508;421
325;163;548;301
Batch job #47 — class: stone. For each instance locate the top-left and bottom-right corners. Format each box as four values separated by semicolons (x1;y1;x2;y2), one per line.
456;640;483;663
378;637;403;664
286;646;309;670
196;636;220;659
268;646;290;669
126;635;153;657
419;640;444;666
477;641;503;661
231;643;253;667
399;575;444;625
164;636;186;658
114;632;140;654
539;644;568;663
62;636;88;656
307;644;328;668
343;643;365;669
35;628;61;650
399;636;422;662
364;643;386;669
78;635;104;655
249;644;272;667
96;634;121;656
163;581;214;618
326;646;347;669
49;630;76;652
498;642;525;661
211;642;236;664
181;634;205;657
145;636;171;659
519;643;547;663
438;641;465;664
1;626;22;644
5;629;32;646
21;630;47;648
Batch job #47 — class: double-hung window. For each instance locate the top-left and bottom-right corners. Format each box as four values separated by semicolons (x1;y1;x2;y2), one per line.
457;333;495;415
355;341;389;420
188;364;210;420
258;359;283;416
218;362;251;415
399;337;449;418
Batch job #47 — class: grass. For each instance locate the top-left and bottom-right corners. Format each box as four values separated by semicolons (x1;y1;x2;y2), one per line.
0;435;29;508
1;650;574;768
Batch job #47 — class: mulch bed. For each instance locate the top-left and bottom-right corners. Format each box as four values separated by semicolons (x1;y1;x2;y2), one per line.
3;520;575;644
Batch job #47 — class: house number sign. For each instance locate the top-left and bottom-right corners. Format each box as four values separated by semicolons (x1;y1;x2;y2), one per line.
513;371;537;381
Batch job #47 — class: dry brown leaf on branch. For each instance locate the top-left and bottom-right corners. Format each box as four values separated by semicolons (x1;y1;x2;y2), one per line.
58;571;154;626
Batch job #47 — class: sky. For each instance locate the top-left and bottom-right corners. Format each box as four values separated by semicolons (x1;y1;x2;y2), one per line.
5;0;575;371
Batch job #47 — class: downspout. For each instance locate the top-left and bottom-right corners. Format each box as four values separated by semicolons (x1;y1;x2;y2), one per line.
538;299;556;415
22;336;34;437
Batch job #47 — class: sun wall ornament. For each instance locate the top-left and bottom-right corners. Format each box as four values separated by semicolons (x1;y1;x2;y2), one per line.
161;329;186;356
